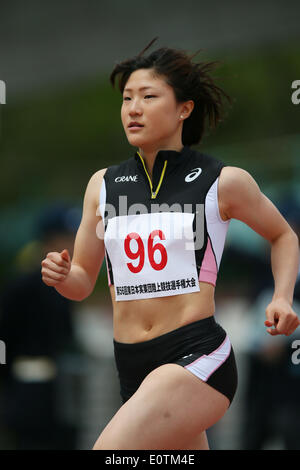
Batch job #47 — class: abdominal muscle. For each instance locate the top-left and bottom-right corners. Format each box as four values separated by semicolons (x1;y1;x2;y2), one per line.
110;281;215;343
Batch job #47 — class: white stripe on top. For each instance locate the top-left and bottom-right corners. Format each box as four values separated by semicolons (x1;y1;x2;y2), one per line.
205;177;230;270
184;334;231;382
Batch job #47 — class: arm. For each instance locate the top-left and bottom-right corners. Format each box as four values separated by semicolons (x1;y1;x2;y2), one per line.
219;166;300;336
42;169;107;301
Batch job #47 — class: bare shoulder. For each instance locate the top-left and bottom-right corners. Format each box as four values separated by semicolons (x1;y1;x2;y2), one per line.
218;166;261;221
219;165;256;187
218;165;293;241
87;167;108;194
89;168;108;185
82;168;108;215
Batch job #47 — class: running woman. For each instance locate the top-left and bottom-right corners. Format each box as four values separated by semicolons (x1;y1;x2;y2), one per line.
41;39;300;450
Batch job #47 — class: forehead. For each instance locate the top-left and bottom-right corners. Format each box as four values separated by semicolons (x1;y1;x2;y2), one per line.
124;68;169;92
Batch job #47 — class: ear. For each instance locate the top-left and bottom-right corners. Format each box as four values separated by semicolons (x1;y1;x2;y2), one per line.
180;100;194;120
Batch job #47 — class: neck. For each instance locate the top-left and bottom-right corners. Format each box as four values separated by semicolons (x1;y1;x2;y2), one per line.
138;142;184;179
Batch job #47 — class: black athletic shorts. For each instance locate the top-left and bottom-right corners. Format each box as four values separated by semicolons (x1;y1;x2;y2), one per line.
113;316;238;406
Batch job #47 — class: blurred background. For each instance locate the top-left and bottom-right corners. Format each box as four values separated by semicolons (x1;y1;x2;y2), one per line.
0;0;300;450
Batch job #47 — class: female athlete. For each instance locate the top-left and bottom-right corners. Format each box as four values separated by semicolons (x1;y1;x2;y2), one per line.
41;39;300;450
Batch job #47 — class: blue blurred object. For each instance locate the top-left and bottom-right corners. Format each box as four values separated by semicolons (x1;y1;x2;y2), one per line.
35;203;81;240
278;190;300;229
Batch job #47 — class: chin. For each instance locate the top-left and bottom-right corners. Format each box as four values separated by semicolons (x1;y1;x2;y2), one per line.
127;135;149;148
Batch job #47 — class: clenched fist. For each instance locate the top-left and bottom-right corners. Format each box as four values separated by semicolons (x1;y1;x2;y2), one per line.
41;249;71;286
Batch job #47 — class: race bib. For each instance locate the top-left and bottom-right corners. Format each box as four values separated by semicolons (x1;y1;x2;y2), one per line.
104;212;200;301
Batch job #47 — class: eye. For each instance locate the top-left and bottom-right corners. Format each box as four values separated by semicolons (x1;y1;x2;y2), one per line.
123;96;131;101
144;95;156;99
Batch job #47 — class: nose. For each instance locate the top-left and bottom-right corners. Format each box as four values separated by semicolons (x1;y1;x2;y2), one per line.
128;98;143;116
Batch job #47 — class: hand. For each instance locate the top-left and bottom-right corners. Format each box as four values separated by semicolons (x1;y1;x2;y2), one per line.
41;249;71;286
265;298;300;336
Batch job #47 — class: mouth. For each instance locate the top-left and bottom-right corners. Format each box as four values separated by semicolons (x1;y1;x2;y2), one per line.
128;122;144;130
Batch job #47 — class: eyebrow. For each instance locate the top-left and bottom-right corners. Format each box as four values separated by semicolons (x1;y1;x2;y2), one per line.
123;86;155;93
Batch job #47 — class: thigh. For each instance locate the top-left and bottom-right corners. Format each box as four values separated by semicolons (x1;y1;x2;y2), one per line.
93;363;229;450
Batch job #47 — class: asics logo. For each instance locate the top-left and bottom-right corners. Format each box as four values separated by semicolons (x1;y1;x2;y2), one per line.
115;175;138;182
185;168;202;182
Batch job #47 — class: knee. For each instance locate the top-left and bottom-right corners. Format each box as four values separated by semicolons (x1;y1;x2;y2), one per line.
92;430;119;450
92;436;102;450
92;432;108;450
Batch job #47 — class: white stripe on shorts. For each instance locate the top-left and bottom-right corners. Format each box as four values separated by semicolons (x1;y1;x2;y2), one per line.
184;335;231;382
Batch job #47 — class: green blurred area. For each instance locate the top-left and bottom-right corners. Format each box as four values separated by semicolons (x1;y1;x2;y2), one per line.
0;39;299;293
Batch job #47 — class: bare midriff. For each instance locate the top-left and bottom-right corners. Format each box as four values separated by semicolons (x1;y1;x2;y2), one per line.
110;281;215;343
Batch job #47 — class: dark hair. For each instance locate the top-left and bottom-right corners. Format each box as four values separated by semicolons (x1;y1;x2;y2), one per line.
110;38;231;146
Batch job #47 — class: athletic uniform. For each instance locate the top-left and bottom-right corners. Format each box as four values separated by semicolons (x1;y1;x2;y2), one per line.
99;145;238;405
